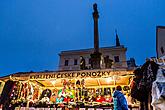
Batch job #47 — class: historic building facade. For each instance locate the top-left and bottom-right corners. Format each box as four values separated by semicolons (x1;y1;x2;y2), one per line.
58;45;128;71
156;26;165;58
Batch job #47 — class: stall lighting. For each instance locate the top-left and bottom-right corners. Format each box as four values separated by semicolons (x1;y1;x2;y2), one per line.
51;80;56;85
106;77;113;83
113;75;120;80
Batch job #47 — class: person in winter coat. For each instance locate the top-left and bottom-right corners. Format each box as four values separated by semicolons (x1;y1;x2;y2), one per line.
151;69;165;110
113;85;128;110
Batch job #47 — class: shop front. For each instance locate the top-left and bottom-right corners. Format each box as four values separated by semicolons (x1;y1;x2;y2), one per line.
0;69;134;110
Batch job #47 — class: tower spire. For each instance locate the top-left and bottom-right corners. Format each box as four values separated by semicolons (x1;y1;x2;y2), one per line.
115;29;120;46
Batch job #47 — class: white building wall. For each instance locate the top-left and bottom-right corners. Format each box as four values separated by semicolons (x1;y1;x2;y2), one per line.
58;46;127;71
157;26;165;58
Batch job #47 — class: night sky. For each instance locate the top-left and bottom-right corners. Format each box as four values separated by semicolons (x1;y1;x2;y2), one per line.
0;0;165;77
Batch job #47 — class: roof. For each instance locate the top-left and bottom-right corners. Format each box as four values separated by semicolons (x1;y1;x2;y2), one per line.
59;45;127;55
0;68;134;87
157;26;165;29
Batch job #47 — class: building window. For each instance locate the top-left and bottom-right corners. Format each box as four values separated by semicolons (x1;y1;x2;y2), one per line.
64;60;69;66
89;58;91;64
161;46;164;54
74;59;77;65
114;56;120;62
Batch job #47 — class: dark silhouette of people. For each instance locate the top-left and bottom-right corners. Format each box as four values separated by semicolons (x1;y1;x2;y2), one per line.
80;56;86;70
104;56;113;68
39;89;52;100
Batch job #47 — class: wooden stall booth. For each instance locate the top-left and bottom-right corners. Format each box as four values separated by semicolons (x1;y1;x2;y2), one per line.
0;69;134;109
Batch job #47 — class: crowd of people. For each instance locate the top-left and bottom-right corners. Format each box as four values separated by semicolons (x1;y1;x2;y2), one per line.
111;59;165;110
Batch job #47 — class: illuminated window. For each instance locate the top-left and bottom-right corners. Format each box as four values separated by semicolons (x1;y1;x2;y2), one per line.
64;60;69;66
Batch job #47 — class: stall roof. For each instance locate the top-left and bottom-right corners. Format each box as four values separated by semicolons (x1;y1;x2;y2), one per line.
0;69;134;87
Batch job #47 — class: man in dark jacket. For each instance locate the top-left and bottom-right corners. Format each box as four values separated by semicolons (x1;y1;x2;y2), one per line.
113;85;128;110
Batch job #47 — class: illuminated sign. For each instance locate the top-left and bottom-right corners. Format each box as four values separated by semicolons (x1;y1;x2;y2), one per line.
29;70;114;80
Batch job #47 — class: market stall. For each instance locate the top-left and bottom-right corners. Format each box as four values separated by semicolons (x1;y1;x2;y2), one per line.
0;69;134;109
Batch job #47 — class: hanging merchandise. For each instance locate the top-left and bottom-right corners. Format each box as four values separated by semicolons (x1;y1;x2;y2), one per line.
21;83;28;99
131;60;159;101
70;79;75;88
0;80;15;110
66;87;75;99
50;89;58;103
58;79;76;104
130;68;147;101
81;79;85;87
123;86;130;91
58;80;67;98
56;95;64;104
130;60;159;110
27;83;34;100
62;79;67;86
151;69;165;110
39;89;52;105
82;87;87;98
10;82;19;101
33;87;39;100
9;81;23;109
76;80;80;86
67;80;71;88
76;79;81;97
40;89;52;99
140;60;159;91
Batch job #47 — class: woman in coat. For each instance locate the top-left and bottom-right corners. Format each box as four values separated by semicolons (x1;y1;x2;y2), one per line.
113;85;128;110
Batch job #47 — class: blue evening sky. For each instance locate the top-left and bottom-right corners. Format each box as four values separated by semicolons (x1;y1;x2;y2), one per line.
0;0;165;77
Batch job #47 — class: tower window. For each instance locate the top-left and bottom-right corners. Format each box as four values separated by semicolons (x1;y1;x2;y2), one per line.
114;56;120;62
161;46;164;54
74;59;77;65
64;60;69;66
